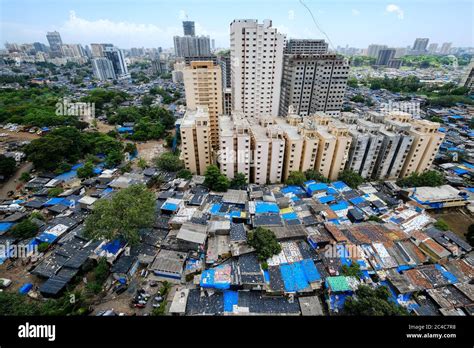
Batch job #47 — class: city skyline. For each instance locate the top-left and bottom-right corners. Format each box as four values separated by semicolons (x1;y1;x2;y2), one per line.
1;0;473;49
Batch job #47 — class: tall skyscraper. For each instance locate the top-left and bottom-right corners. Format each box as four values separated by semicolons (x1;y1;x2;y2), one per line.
230;19;285;118
92;58;116;80
182;21;195;36
376;48;396;65
412;38;429;53
183;61;223;149
428;43;438;54
279;53;349;117
367;44;387;58
104;46;129;78
460;58;474;94
440;42;452;55
173;36;211;57
46;31;63;57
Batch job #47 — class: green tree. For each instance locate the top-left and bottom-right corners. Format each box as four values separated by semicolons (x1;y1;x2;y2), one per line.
84;184;155;245
204;165;229;192
338;170;364;189
397;170;445;187
230;172;247;189
137;158;148;169
48;187;64;197
177;169;193;180
156;152;184;172
19;172;32;182
286;171;306;186
344;285;409;316
305;169;329;183
77;161;94;179
247;227;282;261
0;155;16;179
434;219;449;231
105;149;124;168
10;219;38;239
341;263;362;278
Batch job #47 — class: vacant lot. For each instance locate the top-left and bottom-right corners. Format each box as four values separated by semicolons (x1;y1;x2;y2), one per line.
429;208;474;238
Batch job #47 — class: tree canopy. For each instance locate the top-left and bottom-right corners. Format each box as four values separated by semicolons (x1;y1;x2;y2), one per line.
286;171;306;186
344;285;409;316
338;170;364;189
0;155;17;179
247;227;282;261
230;172;247;190
204;165;229;192
397;170;445;187
84;184;155;245
155;152;184;172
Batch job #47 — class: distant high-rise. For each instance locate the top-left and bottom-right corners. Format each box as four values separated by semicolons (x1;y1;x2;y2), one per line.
412;38;429;53
183;21;195;36
376;48;396;65
460;58;474;93
173;35;211;57
33;42;48;53
284;39;328;54
428;43;438;54
104;46;129;78
230;19;285;118
440;42;452;55
46;31;63;57
92;58;116;81
367;44;387;58
279;53;349;117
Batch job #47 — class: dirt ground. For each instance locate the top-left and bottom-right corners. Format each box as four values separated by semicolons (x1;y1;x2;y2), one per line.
0;130;40;141
0;258;42;292
136;140;166;164
96;121;115;133
428;208;474;237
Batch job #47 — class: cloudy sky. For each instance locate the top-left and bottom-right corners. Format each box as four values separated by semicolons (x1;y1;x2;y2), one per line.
1;0;472;49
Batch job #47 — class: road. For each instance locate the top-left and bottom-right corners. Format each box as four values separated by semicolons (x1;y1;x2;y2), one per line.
0;161;33;200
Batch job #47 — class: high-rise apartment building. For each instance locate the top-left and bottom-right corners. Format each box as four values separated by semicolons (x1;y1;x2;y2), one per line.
92;58;116;81
460;58;474;93
279;53;349;117
376;49;396;65
230;19;285;118
439;42;452;55
183;61;223;149
180;107;212;175
284;39;328;54
104;46;129;79
173;36;211;58
428;43;438;54
412;38;429;53
46;31;63;57
400;119;445;177
367;44;387;58
183;21;195;36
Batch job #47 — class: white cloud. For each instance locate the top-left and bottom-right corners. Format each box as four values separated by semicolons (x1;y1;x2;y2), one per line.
386;4;404;20
58;11;182;48
179;10;187;20
352;9;360;16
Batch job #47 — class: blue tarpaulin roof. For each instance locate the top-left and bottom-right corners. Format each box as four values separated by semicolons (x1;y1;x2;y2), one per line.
435;264;458;284
36;232;59;244
43;198;70;207
279;259;320;292
0;222;14;234
349;196;365;205
281;186;305;195
331;181;350;191
330;201;349;211
200;265;231;290
223;290;239;312
318;195;335;204
281;212;298;220
102;239;125;254
162;202;179;211
255;201;279;214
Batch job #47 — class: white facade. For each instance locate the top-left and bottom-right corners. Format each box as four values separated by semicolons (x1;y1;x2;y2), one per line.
230;19;284;118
